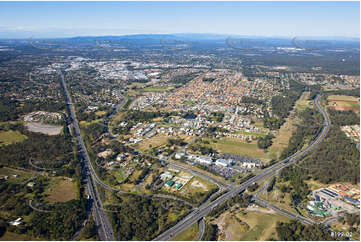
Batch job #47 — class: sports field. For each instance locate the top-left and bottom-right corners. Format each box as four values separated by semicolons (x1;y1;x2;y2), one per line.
328;95;360;112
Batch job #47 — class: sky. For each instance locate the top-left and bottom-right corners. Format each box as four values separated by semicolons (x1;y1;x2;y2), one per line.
0;1;359;38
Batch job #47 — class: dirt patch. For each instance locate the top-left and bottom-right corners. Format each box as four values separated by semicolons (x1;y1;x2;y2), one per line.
212;211;229;240
246;205;275;214
212;209;250;241
191;180;207;190
47;179;76;203
25;122;62;135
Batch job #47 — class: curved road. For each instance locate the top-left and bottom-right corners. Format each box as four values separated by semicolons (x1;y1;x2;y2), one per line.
153;94;331;241
196;218;205;241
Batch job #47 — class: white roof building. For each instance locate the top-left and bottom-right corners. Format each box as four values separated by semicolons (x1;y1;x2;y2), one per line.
160;171;173;181
196;156;213;165
175;152;185;159
215;159;233;167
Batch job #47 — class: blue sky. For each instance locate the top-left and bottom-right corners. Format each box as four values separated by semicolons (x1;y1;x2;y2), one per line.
0;1;359;38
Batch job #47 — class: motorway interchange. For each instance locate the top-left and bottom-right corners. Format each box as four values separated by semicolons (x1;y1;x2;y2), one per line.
154;94;331;241
60;67;331;241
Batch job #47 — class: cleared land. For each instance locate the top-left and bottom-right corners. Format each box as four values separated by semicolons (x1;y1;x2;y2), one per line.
181;176;217;195
205;138;267;160
136;134;170;151
212;206;290;241
328;95;360;112
25;122;62;135
45;178;77;203
267;116;296;160
267;92;311;160
0;130;27;146
294;92;313;111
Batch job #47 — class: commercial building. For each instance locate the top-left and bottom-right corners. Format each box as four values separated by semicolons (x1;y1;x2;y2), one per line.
196;156;213;165
165;180;175;187
215;158;234;167
160;171;173;181
175;152;185;159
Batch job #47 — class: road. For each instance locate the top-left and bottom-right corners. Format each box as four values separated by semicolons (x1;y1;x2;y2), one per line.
196;218;205;241
57;83;197;209
165;160;232;190
252;196;314;225
59;70;115;241
28;200;54;213
153;94;331;241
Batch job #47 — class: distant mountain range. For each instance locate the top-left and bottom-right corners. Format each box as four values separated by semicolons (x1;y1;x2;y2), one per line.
0;32;359;42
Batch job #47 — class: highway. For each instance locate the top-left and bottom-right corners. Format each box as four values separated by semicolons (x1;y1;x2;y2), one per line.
59;70;115;241
154;94;331;241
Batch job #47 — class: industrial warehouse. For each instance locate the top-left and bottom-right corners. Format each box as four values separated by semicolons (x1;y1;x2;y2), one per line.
307;184;360;218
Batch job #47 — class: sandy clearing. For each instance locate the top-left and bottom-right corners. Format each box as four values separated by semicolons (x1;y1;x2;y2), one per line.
25;122;62;135
246;205;275;214
191;180;207;190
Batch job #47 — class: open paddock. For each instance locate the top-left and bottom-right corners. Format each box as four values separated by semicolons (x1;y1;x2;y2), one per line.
0;130;27;146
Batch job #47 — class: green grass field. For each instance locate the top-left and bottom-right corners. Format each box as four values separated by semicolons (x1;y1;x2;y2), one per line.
140;86;174;92
205;138;267;160
0;130;27;146
171;222;199;241
336;101;360;107
328;95;360;113
328;95;359;101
